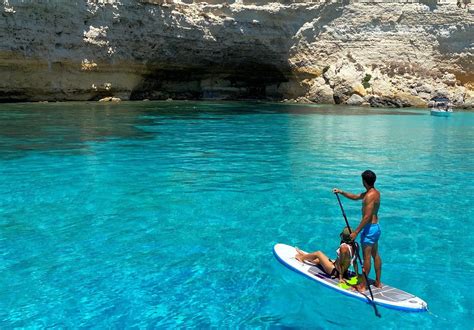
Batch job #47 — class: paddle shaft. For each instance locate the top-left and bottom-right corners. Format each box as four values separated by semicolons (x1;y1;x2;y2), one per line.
335;192;381;318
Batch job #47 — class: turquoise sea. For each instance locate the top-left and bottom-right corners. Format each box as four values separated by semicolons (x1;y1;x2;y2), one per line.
0;101;472;328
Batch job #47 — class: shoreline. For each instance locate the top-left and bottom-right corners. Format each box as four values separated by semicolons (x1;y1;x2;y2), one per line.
0;99;472;112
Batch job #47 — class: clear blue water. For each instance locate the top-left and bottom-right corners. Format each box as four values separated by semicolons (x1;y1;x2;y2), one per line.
0;101;473;328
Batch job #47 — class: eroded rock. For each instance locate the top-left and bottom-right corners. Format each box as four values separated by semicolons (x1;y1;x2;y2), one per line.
346;94;364;106
0;1;471;108
98;97;121;102
308;77;335;104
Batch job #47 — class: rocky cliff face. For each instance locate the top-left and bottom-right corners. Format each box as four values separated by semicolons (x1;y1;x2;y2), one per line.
1;0;473;107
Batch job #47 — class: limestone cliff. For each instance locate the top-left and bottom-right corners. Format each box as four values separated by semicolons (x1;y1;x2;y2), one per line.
0;0;473;107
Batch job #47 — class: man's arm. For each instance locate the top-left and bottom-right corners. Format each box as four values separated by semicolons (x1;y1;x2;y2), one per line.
333;188;365;200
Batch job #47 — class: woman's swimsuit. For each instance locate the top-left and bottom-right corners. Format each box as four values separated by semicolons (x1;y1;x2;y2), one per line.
330;243;356;279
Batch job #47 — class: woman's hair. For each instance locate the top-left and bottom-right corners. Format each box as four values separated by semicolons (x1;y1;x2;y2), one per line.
340;227;352;244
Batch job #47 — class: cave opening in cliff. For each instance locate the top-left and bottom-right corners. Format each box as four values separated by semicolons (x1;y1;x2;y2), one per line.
130;62;290;101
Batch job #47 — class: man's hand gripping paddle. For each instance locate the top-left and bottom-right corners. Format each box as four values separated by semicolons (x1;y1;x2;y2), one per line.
334;192;381;318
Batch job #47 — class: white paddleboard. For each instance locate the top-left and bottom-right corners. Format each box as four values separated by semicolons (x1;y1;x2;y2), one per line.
274;243;427;312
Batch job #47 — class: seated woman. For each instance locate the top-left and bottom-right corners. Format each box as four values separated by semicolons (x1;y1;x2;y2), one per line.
295;227;359;283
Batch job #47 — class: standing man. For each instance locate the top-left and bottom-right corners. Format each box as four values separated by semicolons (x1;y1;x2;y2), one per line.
333;170;382;291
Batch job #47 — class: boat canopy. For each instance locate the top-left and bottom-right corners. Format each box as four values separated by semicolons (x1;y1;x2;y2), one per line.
431;97;450;102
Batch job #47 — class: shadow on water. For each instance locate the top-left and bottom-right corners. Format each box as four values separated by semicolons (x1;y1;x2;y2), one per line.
0;101;424;159
0;102;155;159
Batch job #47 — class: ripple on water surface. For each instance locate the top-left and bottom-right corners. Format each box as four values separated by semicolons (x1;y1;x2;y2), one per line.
0;102;473;328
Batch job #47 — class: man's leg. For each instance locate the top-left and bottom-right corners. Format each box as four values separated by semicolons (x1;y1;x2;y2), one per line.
372;242;382;287
358;244;373;291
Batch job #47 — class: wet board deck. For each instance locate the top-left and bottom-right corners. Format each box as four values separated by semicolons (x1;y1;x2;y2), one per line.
273;244;427;312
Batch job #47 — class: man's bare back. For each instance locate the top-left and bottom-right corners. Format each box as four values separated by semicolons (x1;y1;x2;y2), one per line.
362;188;380;225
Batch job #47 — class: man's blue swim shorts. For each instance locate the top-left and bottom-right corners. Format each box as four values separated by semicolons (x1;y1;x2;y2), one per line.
360;224;381;246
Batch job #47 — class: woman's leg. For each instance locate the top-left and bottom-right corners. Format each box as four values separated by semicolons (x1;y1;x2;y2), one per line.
295;248;321;264
308;251;335;275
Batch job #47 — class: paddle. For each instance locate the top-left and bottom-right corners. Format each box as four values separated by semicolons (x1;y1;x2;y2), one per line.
335;192;381;318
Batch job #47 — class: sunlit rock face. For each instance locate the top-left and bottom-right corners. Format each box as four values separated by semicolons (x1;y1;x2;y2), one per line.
0;0;472;107
0;1;296;101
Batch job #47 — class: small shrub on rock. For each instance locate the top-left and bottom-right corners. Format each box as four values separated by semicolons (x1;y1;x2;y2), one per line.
362;74;372;89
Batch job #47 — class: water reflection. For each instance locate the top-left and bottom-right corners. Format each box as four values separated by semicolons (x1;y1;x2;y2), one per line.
0;101;423;160
0;102;155;158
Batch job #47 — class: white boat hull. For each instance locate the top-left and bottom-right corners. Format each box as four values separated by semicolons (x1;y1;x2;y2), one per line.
430;109;452;117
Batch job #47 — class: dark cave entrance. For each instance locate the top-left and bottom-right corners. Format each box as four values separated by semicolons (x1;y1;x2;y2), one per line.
130;62;290;101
